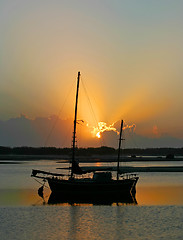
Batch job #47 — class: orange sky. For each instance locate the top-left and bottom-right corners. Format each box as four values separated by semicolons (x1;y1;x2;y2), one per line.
1;1;183;145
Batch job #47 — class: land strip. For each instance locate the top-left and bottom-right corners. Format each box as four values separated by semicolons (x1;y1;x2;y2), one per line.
0;154;183;162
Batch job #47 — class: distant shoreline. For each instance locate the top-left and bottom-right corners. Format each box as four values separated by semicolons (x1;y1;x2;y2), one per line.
0;154;183;162
1;146;183;159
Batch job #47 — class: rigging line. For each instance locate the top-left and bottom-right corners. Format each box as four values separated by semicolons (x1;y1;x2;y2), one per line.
44;79;75;147
34;178;49;188
80;76;105;146
60;121;73;148
80;76;98;124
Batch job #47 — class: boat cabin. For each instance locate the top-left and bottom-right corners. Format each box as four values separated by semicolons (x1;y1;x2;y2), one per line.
93;172;112;182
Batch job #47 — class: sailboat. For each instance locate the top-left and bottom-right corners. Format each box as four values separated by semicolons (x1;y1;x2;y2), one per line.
31;72;139;203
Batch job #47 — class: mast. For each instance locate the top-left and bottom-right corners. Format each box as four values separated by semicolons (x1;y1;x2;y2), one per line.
71;72;80;178
117;120;123;181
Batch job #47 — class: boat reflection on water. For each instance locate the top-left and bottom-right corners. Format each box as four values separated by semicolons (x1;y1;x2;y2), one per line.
47;192;137;206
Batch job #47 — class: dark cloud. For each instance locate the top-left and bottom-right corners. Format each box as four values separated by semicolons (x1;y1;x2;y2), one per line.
0;116;182;148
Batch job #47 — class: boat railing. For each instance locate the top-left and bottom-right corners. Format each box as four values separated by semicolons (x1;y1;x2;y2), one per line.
120;173;138;180
73;172;93;179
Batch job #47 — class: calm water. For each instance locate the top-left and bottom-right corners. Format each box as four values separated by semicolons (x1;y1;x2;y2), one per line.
0;160;183;239
1;206;183;240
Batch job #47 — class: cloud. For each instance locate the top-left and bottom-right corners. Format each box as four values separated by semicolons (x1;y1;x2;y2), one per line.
153;125;159;137
0;115;182;148
0;115;73;147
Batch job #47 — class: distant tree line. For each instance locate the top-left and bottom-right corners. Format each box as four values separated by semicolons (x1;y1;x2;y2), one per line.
0;146;183;156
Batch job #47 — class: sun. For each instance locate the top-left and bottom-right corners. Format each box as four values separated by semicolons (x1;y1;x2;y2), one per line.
89;121;136;139
91;121;118;139
96;132;101;138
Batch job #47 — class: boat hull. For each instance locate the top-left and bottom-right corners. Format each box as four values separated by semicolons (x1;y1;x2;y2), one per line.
47;177;139;200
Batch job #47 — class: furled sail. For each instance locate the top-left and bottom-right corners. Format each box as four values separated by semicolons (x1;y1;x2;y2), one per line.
31;169;66;177
72;160;84;174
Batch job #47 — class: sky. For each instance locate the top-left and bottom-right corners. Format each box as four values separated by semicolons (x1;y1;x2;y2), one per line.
0;0;183;148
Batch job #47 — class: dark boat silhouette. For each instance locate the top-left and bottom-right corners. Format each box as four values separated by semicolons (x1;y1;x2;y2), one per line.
31;72;139;202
